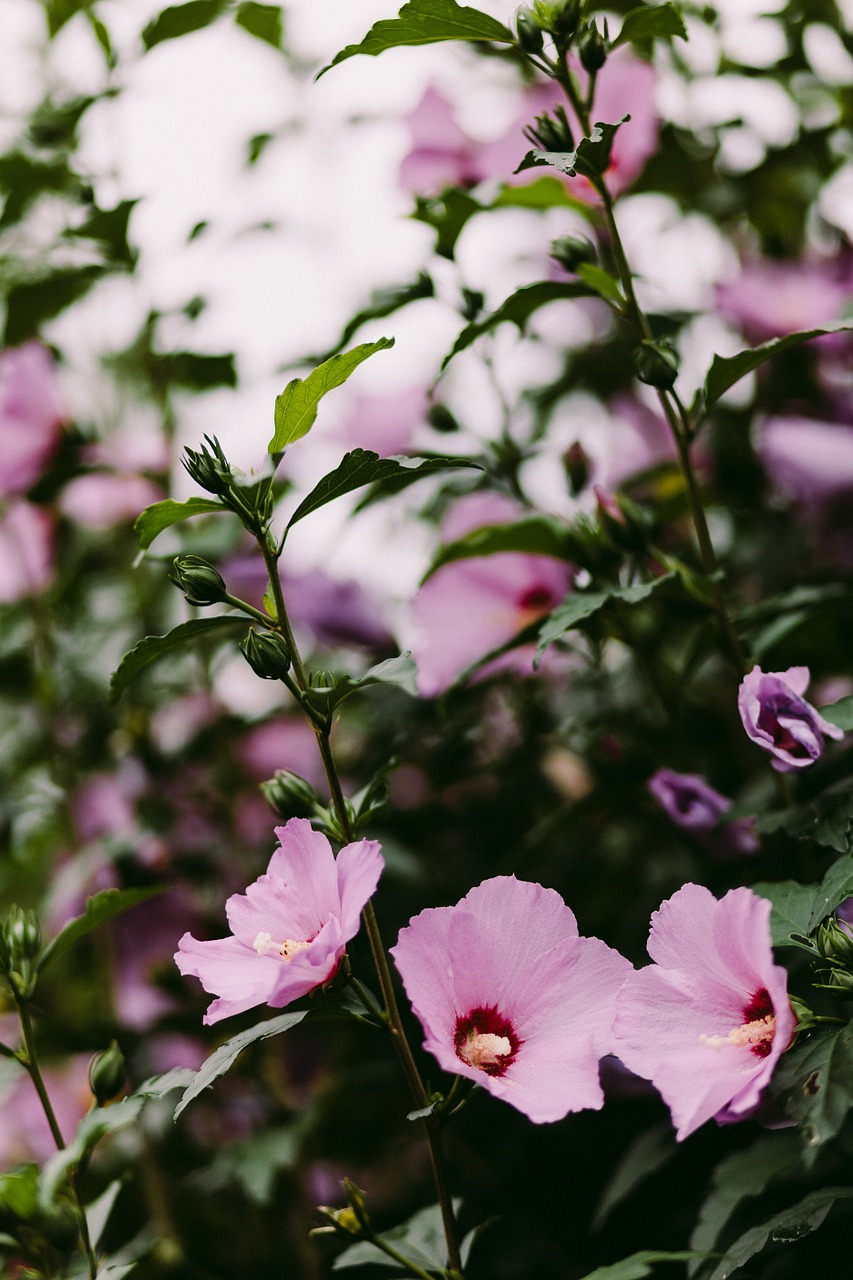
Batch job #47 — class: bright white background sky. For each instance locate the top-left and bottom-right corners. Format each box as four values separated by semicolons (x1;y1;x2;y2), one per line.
2;0;852;607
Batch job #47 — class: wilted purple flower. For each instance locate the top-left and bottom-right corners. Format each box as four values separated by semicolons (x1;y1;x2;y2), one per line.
175;818;382;1025
391;875;632;1123
648;768;758;856
612;884;796;1140
738;665;844;772
0;500;54;601
0;343;65;497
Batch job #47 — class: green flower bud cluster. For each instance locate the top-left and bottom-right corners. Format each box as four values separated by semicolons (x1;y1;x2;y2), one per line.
578;17;608;73
1;906;42;999
260;769;321;820
532;0;583;50
182;435;274;535
169;555;228;607
524;105;575;153
812;917;853;1000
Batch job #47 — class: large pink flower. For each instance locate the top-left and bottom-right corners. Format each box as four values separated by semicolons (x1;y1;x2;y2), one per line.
0;343;65;497
175;818;383;1025
391;875;632;1123
612;884;796;1141
409;492;572;695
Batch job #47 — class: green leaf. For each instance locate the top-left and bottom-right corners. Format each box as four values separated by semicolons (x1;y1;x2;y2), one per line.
693;322;853;418
0;1164;40;1220
234;2;282;46
41;1098;146;1202
749;879;817;947
134;497;226;552
491;175;596;219
66;200;138;268
704;1186;853;1279
612;4;688;51
577;262;625;305
575;1252;703;1280
689;1132;803;1270
412;188;482;259
269;338;394;452
109;616;248;703
592;1124;676;1231
44;0;90;37
319;0;513;76
771;1019;853;1164
141;0;228;49
757;785;853;857
38;887;165;973
86;1179;123;1248
4;267;106;345
303;654;419;718
424;516;577;581
516;119;628;182
809;851;853;926
442;281;594;367
334;1200;461;1272
535;577;673;662
286;449;478;529
174;1011;307;1118
823;695;853;732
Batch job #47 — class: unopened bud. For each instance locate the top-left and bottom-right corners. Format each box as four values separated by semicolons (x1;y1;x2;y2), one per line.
524;106;574;153
170;555;228;607
260;770;320;820
182;435;232;498
240;628;292;681
579;19;608;72
515;7;544;53
635;340;679;391
550;234;597;274
89;1040;127;1106
563;441;591;496
594;486;648;552
533;0;581;45
5;907;41;965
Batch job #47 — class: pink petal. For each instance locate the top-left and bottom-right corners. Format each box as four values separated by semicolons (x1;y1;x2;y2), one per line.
391;905;457;1047
335;838;384;940
174;933;281;1025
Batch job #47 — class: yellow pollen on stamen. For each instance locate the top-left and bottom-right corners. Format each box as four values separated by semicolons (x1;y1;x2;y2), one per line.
699;1014;776;1051
252;931;310;961
458;1031;512;1071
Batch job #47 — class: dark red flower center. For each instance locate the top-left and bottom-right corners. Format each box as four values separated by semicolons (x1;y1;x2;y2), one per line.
741;987;776;1058
517;585;556;615
453;1005;521;1077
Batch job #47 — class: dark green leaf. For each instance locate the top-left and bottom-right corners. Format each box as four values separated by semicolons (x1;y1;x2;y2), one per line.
771;1019;853;1164
412;188;481;259
66;200;138;267
0;152;81;229
443;281;594;367
269;339;394;452
174;1011;307;1118
704;1186;853;1279
319;0;513;77
142;0;228;49
44;0;90;37
304;654;419;717
86;10;115;65
151;349;237;390
4;267;106;345
810;851;853;926
592;1124;676;1231
109;617;248;703
689;1132;803;1269
424;516;577;581
693;323;853;418
575;1252;703;1280
536;577;673;662
749;879;817;947
41;1099;146;1202
612;4;688;51
134;497;227;552
301;274;434;364
757;785;853;857
234;2;283;47
516;119;628;182
38;887;165;973
823;696;853;733
200;1120;309;1203
286;449;478;529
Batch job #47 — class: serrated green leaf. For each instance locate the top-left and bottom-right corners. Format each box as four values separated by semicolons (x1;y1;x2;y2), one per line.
577;262;625;305
134;497;226;552
442;281;594;367
749;879;816;947
412;188;482;259
576;1251;703;1280
269;339;394;452
823;695;853;733
535;576;673;661
109;617;247;703
770;1019;853;1165
141;0;228;49
704;1186;853;1279
38;887;165;973
592;1124;676;1231
612;4;688;51
689;1131;803;1271
235;2;282;47
286;449;477;529
319;0;513;77
693;323;853;418
424;516;576;581
174;1011;307;1118
516;119;628;182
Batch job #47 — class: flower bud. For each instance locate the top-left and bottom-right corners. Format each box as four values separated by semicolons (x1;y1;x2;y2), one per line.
4;907;41;965
240;628;292;681
579;19;608;72
88;1039;127;1106
170;555;228;607
533;0;581;45
562;441;591;496
515;7;544;53
550;234;597;274
524;106;574;154
594;486;649;553
260;769;320;820
635;340;679;391
182;435;232;498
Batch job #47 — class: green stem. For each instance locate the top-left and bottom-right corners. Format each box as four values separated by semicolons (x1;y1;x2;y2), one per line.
363;1233;438;1280
15;999;98;1280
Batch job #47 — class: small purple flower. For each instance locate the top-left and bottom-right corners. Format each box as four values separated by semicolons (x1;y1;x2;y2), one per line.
738;665;844;772
612;884;796;1140
391;875;632;1123
648;768;758;856
175;818;383;1025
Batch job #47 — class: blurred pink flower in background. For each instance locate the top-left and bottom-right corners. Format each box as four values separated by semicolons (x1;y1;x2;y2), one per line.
59;472;163;529
113;890;200;1031
409;491;572;696
0;343;65;497
648;768;758;856
392;875;632;1123
238;715;328;791
175;818;383;1024
717;257;852;340
0;500;54;601
757;416;853;509
738;665;844;772
0;1056;92;1168
612;884;796;1140
335;385;428;456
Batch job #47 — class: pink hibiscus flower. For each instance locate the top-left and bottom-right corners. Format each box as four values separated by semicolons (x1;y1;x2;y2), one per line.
738;665;844;772
391;875;632;1123
0;343;65;497
175;818;383;1025
612;884;796;1141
